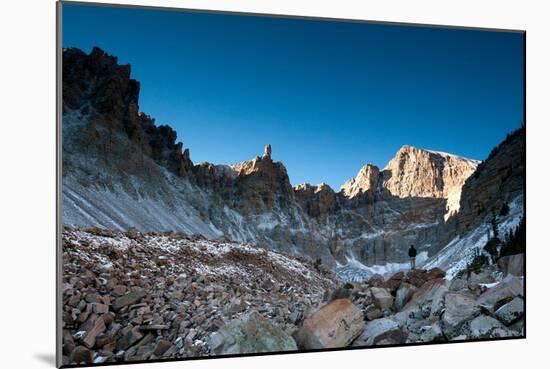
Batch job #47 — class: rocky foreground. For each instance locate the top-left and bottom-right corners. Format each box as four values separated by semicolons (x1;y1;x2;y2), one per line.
61;228;524;366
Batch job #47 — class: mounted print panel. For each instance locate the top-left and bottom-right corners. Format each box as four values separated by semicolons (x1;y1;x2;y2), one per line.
57;1;526;367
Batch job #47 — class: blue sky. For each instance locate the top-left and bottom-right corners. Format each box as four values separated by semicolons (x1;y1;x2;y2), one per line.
62;3;524;190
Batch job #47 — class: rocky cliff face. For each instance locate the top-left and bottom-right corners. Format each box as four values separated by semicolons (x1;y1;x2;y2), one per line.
63;47;193;178
423;127;525;275
62;47;524;278
455;128;525;236
340;146;479;220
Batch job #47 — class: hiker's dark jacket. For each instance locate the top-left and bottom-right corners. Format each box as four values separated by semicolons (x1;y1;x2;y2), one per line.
408;247;417;258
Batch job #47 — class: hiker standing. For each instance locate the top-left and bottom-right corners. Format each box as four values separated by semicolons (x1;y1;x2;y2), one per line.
408;245;417;270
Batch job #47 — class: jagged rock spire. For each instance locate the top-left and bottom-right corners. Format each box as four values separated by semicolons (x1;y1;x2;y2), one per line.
263;144;272;159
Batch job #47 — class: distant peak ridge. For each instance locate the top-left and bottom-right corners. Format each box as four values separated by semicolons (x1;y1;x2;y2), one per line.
340;144;479;214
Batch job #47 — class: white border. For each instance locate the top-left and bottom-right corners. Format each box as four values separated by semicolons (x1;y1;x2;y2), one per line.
2;1;548;369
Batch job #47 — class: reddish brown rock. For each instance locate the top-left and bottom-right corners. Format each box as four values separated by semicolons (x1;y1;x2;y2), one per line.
295;299;364;349
70;346;93;364
82;316;106;348
153;339;173;356
426;267;446;280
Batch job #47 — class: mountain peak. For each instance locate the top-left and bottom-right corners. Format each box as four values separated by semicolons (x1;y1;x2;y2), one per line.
340;164;380;198
383;144;479;199
341;145;479;202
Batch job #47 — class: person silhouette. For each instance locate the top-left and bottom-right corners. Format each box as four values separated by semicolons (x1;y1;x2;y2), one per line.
408;245;417;270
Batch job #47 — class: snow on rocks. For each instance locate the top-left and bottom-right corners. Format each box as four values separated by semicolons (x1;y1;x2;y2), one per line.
61;227;336;365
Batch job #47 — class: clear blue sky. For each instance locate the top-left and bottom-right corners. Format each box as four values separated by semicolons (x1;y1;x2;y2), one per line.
62;3;524;190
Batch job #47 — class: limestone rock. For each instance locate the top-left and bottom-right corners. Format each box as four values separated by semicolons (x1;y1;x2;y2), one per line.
208;311;296;355
494;297;524;325
370;287;394;311
295;299;364;349
441;293;480;339
395;283;417;311
403;278;448;318
477;275;524;312
469;315;506;338
418;324;444;342
353;318;401;346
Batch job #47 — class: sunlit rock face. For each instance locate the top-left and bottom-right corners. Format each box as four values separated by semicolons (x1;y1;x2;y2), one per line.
340;146;479;222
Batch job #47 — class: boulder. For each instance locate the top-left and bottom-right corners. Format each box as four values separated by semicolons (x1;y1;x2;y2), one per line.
425;268;446;280
466;266;498;291
70;346;93;364
497;254;524;276
367;274;385;287
477;275;524;312
371;328;408;345
449;276;468;292
364;305;383;321
382;271;404;293
395;283;417;311
353;318;401;346
418;324;444;342
209;311;297;355
403;278;448;318
494;297;524;325
329;287;352;301
469;315;506;338
153;339;174;356
82;316;106;348
370;287;394;310
117;326;144;351
112;289;146;311
441;293;480;339
404;269;429;288
295;299;364;349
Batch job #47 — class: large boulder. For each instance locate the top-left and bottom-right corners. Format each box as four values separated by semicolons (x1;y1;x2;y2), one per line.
425;268;446;280
469;315;517;339
441;293;480;339
295;299;364;349
477;275;524;312
494;297;524;325
466;267;498;291
497;254;524;277
404;269;429;288
208;311;297;355
382;272;405;293
353;318;405;346
394;283;417;311
403;278;449;319
370;287;394;311
418;324;444;342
